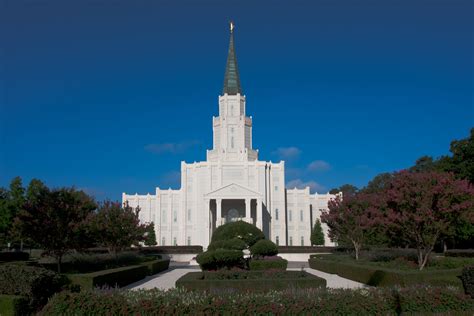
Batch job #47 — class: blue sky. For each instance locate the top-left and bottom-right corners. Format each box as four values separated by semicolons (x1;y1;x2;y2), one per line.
1;0;472;201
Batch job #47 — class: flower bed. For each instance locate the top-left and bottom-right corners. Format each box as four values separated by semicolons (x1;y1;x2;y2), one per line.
309;255;464;287
176;270;326;292
39;286;474;315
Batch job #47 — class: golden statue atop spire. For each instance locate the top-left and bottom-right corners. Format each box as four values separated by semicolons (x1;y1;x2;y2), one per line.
230;21;235;33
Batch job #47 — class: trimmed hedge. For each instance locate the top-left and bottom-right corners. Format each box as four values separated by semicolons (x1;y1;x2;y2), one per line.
249;258;288;270
0;264;67;313
196;249;244;271
211;221;265;247
67;265;148;290
176;271;326;292
40;286;474;315
140;259;170;275
309;257;463;287
139;246;203;255
446;249;474;258
0;252;30;262
250;239;278;257
0;295;29;316
461;266;474;298
278;246;336;253
207;238;247;251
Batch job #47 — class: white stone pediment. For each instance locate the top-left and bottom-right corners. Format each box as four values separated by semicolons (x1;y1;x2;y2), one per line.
205;183;262;199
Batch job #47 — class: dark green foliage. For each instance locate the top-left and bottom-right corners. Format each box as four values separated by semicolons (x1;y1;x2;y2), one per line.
144;222;157;246
0;251;29;262
67;265;148;290
196;249;244;270
39;286;474;315
138;246;203;255
308;257;463;287
278;246;335;253
207;237;247;251
329;184;358;196
461;266;474;298
140;259;170;275
311;219;325;246
176;271;326;292
249;258;288;270
250;239;278;257
446;249;474;258
0;177;27;245
211;221;265;247
0;264;67;313
0;295;30;316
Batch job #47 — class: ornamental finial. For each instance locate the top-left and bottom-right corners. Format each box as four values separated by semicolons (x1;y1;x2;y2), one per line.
230;21;235;33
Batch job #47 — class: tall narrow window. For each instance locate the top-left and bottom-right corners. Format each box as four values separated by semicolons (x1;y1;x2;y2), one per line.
161;237;166;246
300;210;304;222
276;236;279;246
289;210;292;222
173;210;177;223
231;137;234;148
301;236;304;246
275;209;279;221
188;209;191;222
187;236;191;246
289;236;293;246
173;237;177;246
162;210;167;222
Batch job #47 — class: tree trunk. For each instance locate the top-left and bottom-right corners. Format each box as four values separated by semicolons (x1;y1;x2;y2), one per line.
352;240;361;260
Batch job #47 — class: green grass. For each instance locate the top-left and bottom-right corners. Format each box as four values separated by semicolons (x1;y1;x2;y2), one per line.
0;295;29;316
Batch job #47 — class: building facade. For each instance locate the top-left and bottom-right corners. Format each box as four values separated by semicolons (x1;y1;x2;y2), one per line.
123;26;337;248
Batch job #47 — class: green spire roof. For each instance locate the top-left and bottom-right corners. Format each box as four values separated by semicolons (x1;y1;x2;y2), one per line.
222;25;242;95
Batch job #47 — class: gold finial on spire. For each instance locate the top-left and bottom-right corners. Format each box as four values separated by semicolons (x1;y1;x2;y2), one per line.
230;21;235;33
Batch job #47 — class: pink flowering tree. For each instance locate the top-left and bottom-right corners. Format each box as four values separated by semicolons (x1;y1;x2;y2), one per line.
321;193;380;260
382;171;473;270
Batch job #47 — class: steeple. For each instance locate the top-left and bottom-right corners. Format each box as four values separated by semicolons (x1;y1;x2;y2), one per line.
222;21;242;95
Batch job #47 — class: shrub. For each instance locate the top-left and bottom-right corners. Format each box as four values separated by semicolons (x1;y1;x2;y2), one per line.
67;265;148;290
461;266;474;298
250;239;278;258
207;238;247;251
0;264;67;313
196;249;244;271
40;286;474;315
0;252;30;262
0;295;30;316
140;259;170;275
249;257;288;270
446;249;474;258
211;221;265;247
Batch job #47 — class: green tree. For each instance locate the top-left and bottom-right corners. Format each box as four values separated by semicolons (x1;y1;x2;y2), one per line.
329;184;358;197
15;187;96;272
310;219;325;246
0;177;26;246
362;173;394;194
144;222;157;246
445;128;474;183
89;201;146;260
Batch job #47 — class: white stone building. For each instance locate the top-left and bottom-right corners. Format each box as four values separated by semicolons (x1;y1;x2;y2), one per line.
123;26;337;248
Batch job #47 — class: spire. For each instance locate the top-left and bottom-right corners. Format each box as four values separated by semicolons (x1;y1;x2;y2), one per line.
222;21;242;95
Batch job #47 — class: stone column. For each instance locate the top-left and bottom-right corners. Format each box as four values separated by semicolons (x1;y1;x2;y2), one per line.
256;198;263;230
216;198;222;227
205;198;211;246
245;198;251;223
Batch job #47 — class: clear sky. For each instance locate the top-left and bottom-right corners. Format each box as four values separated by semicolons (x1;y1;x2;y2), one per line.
1;0;473;201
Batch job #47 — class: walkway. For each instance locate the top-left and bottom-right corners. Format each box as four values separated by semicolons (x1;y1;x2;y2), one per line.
127;262;367;291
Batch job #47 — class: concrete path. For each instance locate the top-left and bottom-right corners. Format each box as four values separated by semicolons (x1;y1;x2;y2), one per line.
127;261;367;291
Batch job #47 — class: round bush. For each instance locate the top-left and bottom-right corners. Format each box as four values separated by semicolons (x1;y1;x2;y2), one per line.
196;249;244;270
211;221;265;247
250;240;278;258
208;238;247;251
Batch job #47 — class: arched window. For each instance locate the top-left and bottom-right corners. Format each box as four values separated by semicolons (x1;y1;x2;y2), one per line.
275;209;279;221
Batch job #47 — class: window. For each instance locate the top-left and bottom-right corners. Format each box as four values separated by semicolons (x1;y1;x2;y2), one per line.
275;236;279;246
161;237;166;246
289;236;293;246
301;236;304;246
300;210;304;222
173;237;177;246
274;185;278;191
231;136;234;149
187;236;191;246
188;209;191;222
289;210;292;222
275;209;279;221
173;210;177;223
162;210;167;222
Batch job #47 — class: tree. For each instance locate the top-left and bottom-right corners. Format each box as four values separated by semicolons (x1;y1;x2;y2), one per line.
410;156;440;173
362;173;394;194
0;177;26;246
381;171;473;270
144;222;157;246
89;201;146;260
311;219;325;246
15;187;97;272
445;128;474;183
321;193;378;260
329;184;358;197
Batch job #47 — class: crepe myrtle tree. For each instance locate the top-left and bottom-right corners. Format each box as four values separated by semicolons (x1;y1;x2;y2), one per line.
89;201;147;260
321;193;380;260
381;171;474;270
